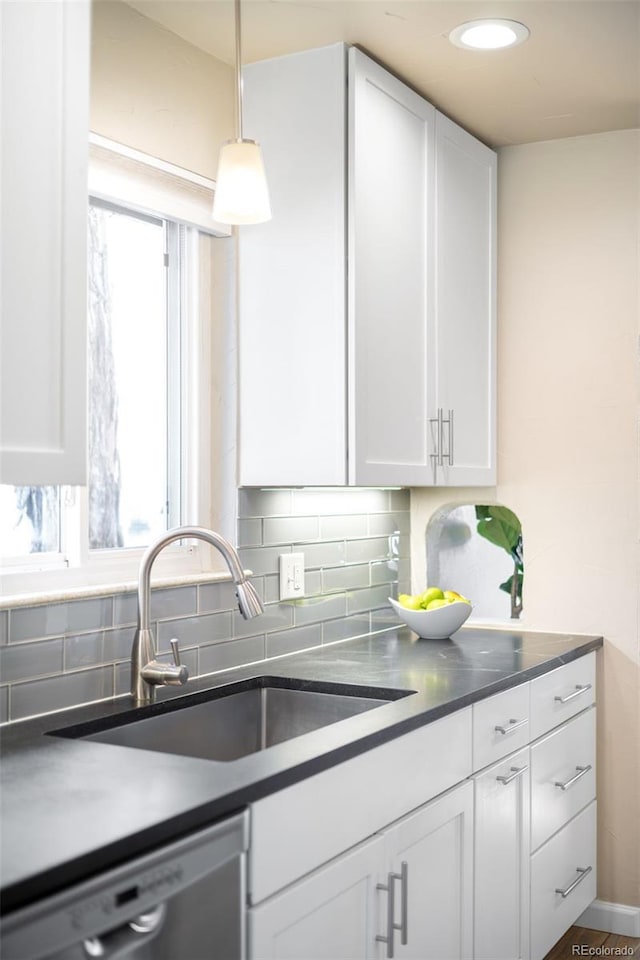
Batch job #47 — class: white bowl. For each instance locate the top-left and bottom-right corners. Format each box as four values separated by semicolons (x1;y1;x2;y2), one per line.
388;597;472;639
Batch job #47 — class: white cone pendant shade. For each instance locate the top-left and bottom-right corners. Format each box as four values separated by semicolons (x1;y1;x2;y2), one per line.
213;138;271;225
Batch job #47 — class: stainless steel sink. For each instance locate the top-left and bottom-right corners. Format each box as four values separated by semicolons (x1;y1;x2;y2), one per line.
53;678;413;762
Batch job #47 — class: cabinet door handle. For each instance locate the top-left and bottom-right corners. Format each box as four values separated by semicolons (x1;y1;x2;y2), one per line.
429;410;442;468
446;408;454;465
554;683;592;704
555;866;592;898
494;717;528;735
554;764;592;791
376;864;408;958
398;861;408;946
376;872;396;958
496;764;529;785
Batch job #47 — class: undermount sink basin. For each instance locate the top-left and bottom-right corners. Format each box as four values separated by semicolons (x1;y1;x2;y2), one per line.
52;677;413;763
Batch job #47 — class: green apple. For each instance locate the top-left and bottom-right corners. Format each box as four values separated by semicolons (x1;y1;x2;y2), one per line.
426;597;450;611
398;593;423;610
443;590;471;605
420;586;444;608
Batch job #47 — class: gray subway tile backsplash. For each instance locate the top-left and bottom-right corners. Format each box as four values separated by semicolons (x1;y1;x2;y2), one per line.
321;563;370;594
113;586;198;627
1;486;408;722
0;638;64;683
9;596;113;644
10;667;114;721
265;623;322;659
263;515;320;545
156;612;234;652
199;635;265;676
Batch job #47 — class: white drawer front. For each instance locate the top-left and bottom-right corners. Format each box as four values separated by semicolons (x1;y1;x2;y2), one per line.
531;707;596;850
530;653;596;740
249;708;472;904
530;801;597;960
472;683;530;771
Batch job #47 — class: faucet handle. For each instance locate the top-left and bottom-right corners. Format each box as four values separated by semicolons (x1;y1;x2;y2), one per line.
170;638;182;667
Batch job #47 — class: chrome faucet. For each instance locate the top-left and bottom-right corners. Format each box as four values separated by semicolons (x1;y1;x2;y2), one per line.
132;525;264;703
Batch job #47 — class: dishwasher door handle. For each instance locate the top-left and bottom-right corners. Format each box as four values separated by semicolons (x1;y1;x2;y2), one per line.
83;904;166;959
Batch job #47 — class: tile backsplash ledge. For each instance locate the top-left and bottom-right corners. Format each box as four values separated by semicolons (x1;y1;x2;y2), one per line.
0;488;410;723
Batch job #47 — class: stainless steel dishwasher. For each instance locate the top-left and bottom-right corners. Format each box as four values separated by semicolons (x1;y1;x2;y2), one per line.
1;811;248;960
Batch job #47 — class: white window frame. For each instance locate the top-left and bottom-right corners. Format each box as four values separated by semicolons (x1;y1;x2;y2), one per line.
0;139;233;601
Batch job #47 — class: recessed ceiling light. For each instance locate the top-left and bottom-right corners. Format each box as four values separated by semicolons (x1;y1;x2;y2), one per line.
449;19;530;50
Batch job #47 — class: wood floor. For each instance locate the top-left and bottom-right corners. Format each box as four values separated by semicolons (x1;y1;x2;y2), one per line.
544;925;640;959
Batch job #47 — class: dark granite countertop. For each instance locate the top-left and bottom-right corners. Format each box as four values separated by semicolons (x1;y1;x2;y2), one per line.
0;625;602;914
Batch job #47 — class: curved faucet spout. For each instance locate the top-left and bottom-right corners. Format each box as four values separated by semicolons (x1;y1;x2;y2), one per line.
132;525;264;703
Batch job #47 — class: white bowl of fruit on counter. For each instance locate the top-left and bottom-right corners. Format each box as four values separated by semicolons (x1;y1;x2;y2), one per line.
388;587;472;639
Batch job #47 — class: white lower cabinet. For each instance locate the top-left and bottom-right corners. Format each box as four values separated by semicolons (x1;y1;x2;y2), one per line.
381;781;473;960
474;747;530;960
249;835;384;960
248;654;598;960
249;781;473;960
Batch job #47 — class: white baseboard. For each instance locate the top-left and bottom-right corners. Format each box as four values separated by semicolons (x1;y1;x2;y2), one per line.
578;899;640;937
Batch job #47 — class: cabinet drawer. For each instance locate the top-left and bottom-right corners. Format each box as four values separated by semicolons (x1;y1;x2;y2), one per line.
530;801;597;960
531;707;596;851
472;683;530;771
249;708;472;904
530;653;595;740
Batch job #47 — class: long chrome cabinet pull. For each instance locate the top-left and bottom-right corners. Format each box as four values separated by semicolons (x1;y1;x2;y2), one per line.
429;409;443;467
398;861;408;946
494;717;528;735
554;764;592;791
555;866;592;898
376;864;408;958
376;872;396;958
554;683;592;705
496;765;529;786
429;409;454;468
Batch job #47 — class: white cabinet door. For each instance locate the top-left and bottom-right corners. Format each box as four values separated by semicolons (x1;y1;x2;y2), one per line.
474;748;531;960
249;835;384;960
239;44;347;486
0;0;89;485
382;781;474;960
348;48;437;486
432;112;496;486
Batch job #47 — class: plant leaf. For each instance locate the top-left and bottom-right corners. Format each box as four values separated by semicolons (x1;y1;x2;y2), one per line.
476;505;522;555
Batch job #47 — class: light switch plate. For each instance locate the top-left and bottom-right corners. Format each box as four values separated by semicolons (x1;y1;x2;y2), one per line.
279;553;305;600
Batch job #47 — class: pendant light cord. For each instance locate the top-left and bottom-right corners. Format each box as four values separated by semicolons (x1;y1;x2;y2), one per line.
235;0;243;140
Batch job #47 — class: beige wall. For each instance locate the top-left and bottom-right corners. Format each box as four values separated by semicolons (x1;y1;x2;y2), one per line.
91;0;234;178
412;129;640;907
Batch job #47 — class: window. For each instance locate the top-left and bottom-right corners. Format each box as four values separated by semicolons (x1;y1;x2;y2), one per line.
1;137;235;596
1;199;202;584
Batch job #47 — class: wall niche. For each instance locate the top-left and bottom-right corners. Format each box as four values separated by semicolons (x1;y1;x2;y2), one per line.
426;504;524;621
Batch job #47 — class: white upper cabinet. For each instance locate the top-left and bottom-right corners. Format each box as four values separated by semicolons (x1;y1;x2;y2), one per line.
432;113;497;486
238;43;496;487
348;49;436;485
239;45;347;486
0;0;90;487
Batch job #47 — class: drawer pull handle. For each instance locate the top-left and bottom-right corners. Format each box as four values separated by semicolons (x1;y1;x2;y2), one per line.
555;866;592;898
554;764;592;791
494;717;528;735
554;683;592;705
376;862;408;957
496;764;529;786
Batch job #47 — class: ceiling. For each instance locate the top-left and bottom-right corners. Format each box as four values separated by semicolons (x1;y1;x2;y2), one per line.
126;0;640;147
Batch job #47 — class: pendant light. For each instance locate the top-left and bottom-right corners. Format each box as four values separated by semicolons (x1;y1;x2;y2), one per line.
212;0;271;225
